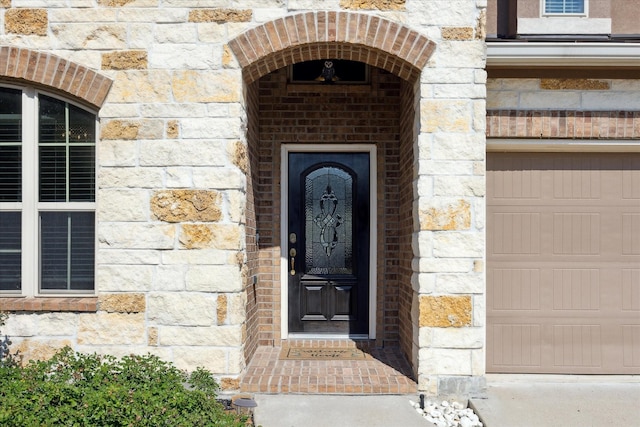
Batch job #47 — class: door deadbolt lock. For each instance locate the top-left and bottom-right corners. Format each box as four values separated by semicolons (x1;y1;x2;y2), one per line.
289;233;297;244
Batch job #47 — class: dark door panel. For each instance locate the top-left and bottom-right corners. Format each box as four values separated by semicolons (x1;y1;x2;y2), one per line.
288;152;370;335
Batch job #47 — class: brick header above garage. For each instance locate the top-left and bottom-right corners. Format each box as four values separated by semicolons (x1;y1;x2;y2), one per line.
487;110;640;139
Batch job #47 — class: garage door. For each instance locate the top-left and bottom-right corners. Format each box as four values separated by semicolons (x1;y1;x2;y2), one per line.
487;152;640;374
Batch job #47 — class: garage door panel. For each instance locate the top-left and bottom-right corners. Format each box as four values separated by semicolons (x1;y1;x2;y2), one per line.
488;152;640;374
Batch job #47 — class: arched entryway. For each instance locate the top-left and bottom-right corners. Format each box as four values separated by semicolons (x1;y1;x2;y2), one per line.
229;11;435;393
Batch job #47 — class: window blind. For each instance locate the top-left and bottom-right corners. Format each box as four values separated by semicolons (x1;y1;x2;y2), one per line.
0;212;21;291
40;212;95;291
39;95;95;203
0;88;22;201
545;0;585;13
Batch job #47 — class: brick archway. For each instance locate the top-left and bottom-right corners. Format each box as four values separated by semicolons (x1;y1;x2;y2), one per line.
0;46;112;108
235;12;428;384
228;11;436;82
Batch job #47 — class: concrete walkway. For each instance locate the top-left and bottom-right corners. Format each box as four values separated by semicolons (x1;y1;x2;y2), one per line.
469;375;640;427
250;375;640;427
253;394;435;427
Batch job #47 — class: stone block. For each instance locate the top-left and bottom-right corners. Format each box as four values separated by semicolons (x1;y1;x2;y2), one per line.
436;273;484;294
519;91;581;109
108;71;172;103
3;313;38;337
441;27;474;40
37;313;78;336
220;377;241;391
185;265;243;293
149;44;220;70
98;249;161;265
419;348;472;376
148;326;158;346
420;199;471;231
188;9;252;23
419;295;472;328
13;339;72;364
151;190;222;223
339;0;405;10
5;9;48;35
147;293;215;326
77;312;145;345
179;224;242;250
431;133;485;161
98;223;175;250
172;70;241;103
415;273;436;294
192;168;244;190
98;293;146;313
173;347;227;373
486;91;519;109
159;325;242;346
415;258;472;274
217;294;227;325
152;265;187;291
98;167;164;189
225;292;247;324
96;265;154;292
100;120;140;140
102;50;147;70
98;140;137;167
165;167;193;188
52;24;127;50
541;79;610;91
181;118;243;139
98;189;149;221
433;232;484;258
421;100;472;133
430;327;483;348
438;375;486;399
139;140;228;166
433;176;484;197
161;249;229;265
166;120;179;139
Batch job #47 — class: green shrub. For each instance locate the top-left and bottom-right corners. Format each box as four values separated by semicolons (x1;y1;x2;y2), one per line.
0;346;247;427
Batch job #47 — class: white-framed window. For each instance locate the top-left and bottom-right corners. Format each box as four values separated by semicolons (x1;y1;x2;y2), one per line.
0;85;96;296
543;0;586;15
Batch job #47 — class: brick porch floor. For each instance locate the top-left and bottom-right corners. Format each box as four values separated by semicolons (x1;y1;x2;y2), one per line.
240;340;417;394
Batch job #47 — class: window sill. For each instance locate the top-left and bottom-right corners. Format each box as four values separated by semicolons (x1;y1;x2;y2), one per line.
0;297;98;312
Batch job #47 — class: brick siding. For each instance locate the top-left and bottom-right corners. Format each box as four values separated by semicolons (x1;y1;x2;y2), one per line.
487;110;640;139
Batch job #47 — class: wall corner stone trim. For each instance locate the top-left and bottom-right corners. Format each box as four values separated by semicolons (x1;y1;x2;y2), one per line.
5;8;48;36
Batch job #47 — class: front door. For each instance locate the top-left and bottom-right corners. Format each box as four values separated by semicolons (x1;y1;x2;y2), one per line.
287;152;370;335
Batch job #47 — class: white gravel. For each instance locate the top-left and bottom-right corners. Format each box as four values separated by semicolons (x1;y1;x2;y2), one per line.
409;398;483;427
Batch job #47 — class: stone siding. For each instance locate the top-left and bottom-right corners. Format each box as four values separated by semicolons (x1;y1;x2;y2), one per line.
0;0;488;396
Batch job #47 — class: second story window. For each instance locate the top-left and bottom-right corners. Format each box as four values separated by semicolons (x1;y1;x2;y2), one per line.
544;0;585;15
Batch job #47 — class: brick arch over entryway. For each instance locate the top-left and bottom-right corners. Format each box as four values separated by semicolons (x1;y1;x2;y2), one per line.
0;46;112;108
228;11;436;82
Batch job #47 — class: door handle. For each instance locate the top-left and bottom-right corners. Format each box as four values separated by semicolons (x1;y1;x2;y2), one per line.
289;248;297;275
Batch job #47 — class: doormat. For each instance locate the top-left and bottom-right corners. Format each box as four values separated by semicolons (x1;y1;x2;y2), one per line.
280;347;369;360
